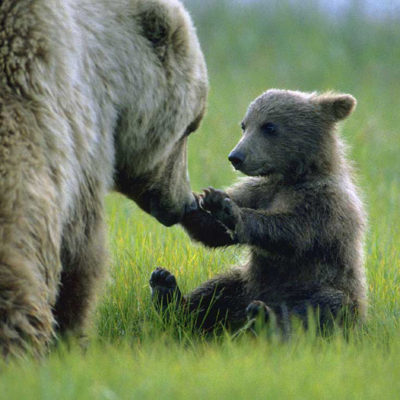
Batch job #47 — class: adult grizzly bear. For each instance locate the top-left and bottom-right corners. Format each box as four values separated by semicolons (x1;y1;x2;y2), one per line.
0;0;207;357
150;89;367;333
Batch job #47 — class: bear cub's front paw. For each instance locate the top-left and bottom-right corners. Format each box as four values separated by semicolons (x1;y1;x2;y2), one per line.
149;267;182;309
200;187;239;230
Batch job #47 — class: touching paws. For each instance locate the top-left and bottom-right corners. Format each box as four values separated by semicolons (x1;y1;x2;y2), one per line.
199;187;239;230
149;267;182;309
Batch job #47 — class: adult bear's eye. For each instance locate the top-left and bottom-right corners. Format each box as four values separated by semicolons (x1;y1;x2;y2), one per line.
260;122;278;136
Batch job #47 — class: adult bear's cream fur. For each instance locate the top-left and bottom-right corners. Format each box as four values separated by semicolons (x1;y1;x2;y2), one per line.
0;0;207;357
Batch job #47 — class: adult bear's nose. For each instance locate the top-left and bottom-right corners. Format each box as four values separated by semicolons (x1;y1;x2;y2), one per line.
228;150;245;169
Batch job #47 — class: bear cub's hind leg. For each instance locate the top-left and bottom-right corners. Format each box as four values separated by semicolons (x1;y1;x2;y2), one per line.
150;268;182;310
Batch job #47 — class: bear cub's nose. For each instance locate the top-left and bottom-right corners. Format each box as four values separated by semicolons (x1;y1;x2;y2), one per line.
228;150;245;169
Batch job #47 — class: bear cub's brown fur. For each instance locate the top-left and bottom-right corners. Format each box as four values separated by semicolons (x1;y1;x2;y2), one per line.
150;89;367;332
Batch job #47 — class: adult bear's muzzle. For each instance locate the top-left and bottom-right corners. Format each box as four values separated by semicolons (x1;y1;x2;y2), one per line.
149;192;198;227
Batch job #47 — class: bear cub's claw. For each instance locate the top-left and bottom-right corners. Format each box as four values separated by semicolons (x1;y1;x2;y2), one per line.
200;187;238;230
150;267;182;309
246;300;271;322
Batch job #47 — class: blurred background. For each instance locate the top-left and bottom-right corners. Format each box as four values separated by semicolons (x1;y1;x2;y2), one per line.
186;0;400;18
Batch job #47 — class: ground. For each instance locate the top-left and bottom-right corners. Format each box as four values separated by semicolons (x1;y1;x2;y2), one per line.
1;1;400;398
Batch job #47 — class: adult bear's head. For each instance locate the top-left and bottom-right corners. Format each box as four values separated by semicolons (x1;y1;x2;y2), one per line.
114;0;208;226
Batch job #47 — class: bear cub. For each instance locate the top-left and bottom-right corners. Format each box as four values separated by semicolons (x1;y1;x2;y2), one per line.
150;89;367;332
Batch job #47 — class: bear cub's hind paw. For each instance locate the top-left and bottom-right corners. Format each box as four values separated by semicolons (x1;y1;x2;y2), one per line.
246;300;272;322
150;267;182;309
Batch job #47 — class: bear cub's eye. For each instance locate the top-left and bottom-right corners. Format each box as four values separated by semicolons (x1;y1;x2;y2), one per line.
240;121;246;131
260;122;278;136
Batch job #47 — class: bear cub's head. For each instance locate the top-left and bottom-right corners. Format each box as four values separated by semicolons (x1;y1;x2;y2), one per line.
229;89;356;180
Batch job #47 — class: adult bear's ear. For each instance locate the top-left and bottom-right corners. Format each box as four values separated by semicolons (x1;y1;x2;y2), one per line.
317;93;357;121
138;2;190;63
138;4;174;62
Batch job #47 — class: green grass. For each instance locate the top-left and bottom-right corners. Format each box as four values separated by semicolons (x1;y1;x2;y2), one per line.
2;1;400;398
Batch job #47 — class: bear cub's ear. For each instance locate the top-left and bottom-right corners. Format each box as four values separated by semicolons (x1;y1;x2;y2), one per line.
317;93;357;121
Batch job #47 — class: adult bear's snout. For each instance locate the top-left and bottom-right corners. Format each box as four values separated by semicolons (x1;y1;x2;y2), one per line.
150;193;198;227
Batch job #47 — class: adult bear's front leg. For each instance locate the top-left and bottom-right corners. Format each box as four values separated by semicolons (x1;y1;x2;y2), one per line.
54;212;107;337
0;263;55;358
